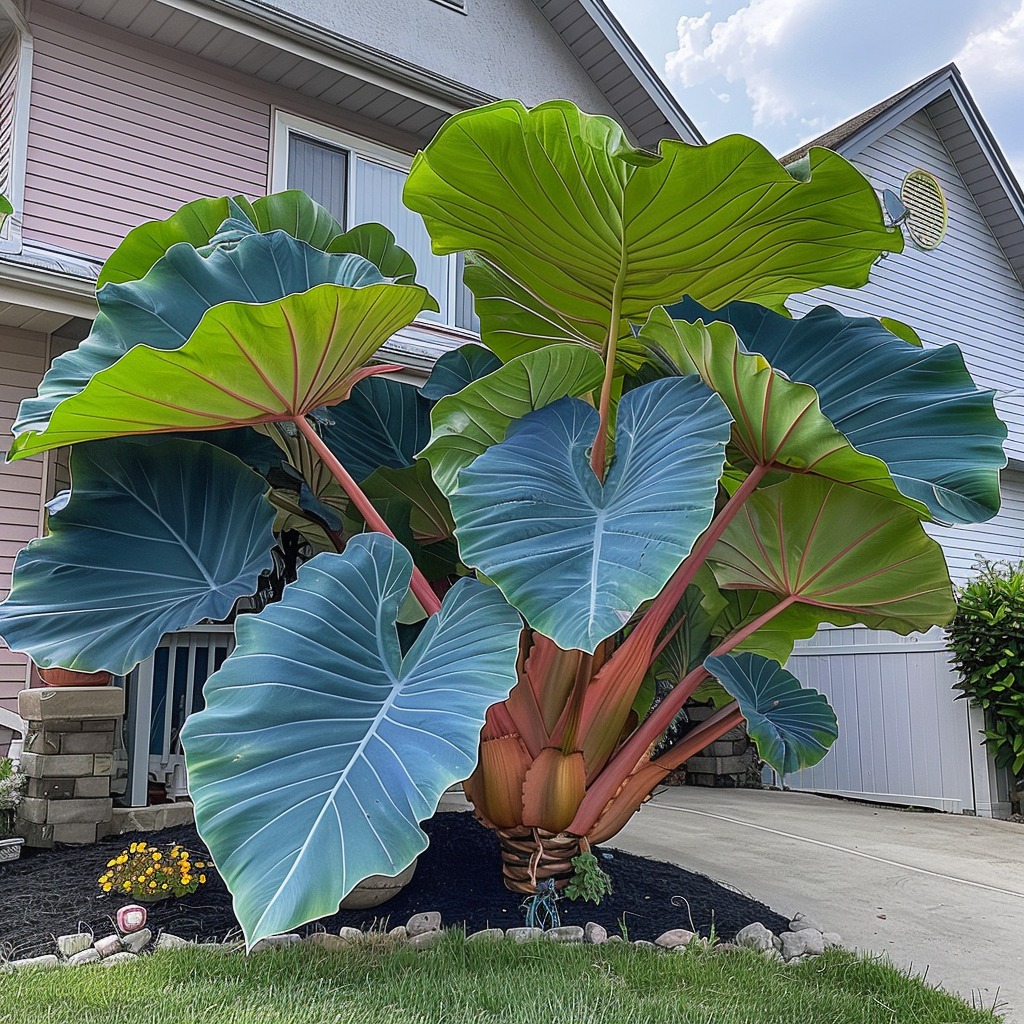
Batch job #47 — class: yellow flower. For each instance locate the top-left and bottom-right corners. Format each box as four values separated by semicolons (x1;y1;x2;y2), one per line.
152;852;162;862
117;855;127;865
161;883;168;890
129;842;137;853
106;859;116;868
137;841;147;851
122;881;131;890
146;867;154;875
195;861;206;869
199;874;207;884
102;883;112;892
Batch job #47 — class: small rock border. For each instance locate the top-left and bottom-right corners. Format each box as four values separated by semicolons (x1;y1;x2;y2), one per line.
0;909;843;971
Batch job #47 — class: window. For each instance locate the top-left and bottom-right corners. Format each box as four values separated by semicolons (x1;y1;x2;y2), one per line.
272;112;477;333
0;2;30;253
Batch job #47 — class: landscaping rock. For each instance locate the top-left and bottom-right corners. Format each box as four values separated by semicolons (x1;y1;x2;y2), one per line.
155;933;189;952
545;926;585;943
584;922;608;945
93;934;123;958
11;954;60;970
101;951;138;967
779;929;824;960
506;927;544;943
67;948;101;966
605;935;625;944
822;932;844;949
251;934;300;954
388;926;408;942
337;927;365;944
735;922;776;952
788;912;824;933
633;940;657;949
467;928;505;942
121;927;152;954
655;928;695;949
56;932;92;957
408;930;443;950
406;911;441;937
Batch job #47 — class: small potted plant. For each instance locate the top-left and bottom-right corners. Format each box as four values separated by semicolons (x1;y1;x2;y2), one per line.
98;840;211;902
0;757;26;861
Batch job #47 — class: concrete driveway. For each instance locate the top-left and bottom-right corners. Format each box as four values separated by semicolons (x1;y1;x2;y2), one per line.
613;787;1024;1022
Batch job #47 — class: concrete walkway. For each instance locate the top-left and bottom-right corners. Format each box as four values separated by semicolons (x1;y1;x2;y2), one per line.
612;787;1024;1022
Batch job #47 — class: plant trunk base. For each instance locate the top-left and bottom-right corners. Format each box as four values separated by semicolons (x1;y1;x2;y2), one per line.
495;826;583;894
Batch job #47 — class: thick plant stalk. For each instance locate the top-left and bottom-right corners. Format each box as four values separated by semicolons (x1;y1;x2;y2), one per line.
568;593;797;836
589;277;624;478
292;414;442;617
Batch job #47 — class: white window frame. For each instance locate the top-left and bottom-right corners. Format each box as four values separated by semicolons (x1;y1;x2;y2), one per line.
270;110;478;363
0;1;33;256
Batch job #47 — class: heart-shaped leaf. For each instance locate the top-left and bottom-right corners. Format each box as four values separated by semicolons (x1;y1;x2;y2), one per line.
181;533;522;947
10;282;427;457
419;342;503;401
405;100;902;356
420;344;606;495
319;375;434;482
704;652;839;775
634;310;930;515
451;377;731;652
14;229;394;443
668;299;1007;525
709;474;955;633
0;438;276;674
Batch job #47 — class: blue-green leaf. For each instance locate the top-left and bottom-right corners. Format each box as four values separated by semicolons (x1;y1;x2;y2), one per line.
420;343;502;401
319;376;434;482
704;652;839;775
451;377;732;652
668;299;1007;525
14;231;389;440
181;534;522;947
0;438;276;674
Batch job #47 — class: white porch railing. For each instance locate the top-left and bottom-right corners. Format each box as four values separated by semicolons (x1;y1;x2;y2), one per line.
123;626;235;807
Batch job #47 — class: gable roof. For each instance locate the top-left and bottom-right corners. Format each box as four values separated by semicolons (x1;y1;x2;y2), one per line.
783;64;1024;287
42;0;701;148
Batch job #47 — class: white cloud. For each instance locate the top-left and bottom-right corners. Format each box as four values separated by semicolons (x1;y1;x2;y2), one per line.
958;2;1024;86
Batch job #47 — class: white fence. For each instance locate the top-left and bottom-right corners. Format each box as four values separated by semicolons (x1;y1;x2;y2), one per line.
123;626;235;807
778;626;1011;817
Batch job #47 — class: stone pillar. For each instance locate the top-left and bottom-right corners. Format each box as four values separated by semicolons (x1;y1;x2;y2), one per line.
680;706;761;788
16;686;124;846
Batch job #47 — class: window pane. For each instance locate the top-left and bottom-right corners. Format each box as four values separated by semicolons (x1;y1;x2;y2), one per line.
454;253;480;333
353;157;448;324
287;134;348;227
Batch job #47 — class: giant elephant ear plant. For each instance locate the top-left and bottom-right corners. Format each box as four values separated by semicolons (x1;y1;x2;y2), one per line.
0;102;1007;947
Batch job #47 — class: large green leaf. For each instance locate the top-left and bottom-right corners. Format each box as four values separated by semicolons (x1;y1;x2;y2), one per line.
712;590;841;664
14;229;390;442
96;191;348;289
420;344;605;495
419;342;502;401
0;438;276;674
0;193;13;229
11;282;428;457
709;474;955;633
319;376;434;482
404;100;901;355
181;533;522;946
704;652;839;775
451;377;731;652
668;299;1007;525
634;310;930;515
326;223;426;297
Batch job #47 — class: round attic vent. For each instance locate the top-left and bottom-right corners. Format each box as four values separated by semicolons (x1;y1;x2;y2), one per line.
900;169;948;249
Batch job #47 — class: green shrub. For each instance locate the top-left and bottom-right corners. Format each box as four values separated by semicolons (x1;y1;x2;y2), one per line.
947;560;1024;807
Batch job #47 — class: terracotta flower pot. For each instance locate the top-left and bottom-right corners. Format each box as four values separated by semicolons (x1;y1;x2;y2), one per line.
37;666;113;687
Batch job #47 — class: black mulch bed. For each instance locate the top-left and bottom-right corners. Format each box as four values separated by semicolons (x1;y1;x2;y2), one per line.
0;812;788;958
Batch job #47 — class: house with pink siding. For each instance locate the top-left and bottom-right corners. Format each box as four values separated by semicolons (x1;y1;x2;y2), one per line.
0;0;701;764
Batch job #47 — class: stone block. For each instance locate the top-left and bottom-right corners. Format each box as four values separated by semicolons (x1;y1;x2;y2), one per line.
20;752;95;778
80;718;117;732
19;687;125;722
74;776;111;798
68;948;101;966
685;706;716;723
26;777;75;800
93;754;114;776
683;755;749;776
46;798;112;825
23;728;61;756
108;802;194;834
11;955;60;970
59;731;116;755
16;820;54;848
18;797;49;824
51;822;99;844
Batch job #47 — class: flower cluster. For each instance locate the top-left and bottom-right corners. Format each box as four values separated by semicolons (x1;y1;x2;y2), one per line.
97;841;209;899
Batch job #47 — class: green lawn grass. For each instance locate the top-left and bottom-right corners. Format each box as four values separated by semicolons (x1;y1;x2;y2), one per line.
0;933;1002;1024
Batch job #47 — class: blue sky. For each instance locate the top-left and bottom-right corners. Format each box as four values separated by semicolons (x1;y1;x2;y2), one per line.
605;0;1024;177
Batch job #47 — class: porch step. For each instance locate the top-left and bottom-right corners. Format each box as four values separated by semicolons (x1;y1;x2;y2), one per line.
107;801;195;836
